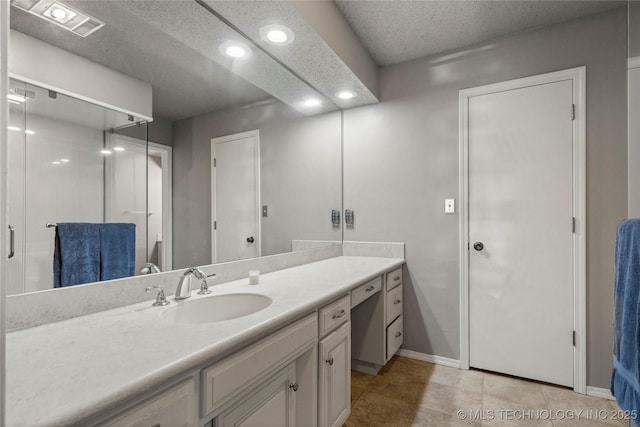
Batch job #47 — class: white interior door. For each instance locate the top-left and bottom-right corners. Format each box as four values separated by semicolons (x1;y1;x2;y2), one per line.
468;79;574;387
212;131;260;263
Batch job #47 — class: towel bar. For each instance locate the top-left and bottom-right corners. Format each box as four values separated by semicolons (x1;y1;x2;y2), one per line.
46;223;57;228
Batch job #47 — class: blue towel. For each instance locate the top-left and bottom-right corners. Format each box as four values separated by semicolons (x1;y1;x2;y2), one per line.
54;223;101;287
99;223;136;281
612;218;640;425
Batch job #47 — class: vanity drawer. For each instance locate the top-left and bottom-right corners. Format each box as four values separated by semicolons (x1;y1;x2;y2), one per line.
386;315;403;361
351;276;382;308
319;294;351;338
201;314;317;417
386;267;403;291
386;284;403;326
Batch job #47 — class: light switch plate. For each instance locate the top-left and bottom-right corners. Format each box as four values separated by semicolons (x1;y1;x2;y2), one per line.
445;198;455;214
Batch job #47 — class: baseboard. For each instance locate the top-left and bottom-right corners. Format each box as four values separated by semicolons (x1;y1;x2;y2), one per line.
397;349;461;369
586;386;615;401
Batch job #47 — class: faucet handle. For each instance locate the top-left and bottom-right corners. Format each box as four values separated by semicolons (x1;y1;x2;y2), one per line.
145;286;170;306
197;274;216;295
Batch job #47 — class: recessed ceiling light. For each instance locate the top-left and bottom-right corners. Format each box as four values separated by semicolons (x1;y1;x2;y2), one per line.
336;91;356;100
303;99;321;107
51;161;61;165
24;130;35;135
113;146;125;152
43;3;77;24
100;149;112;155
8;126;21;131
259;24;295;46
219;41;251;59
60;158;70;163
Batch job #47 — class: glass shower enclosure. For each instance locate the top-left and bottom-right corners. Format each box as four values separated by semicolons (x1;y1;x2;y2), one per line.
6;78;150;295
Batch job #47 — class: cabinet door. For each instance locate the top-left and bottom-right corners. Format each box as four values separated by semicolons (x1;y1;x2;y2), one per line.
217;362;297;427
319;321;351;427
104;379;196;427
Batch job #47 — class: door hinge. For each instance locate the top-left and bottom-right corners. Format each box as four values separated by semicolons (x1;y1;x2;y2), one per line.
572;217;576;233
572;330;576;346
572;104;576;121
213;158;216;167
214;221;217;230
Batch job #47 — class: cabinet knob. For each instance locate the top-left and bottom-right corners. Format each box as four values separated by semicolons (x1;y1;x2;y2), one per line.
394;299;401;305
331;309;346;319
326;357;334;366
365;286;375;292
394;276;400;281
290;382;299;392
395;332;402;338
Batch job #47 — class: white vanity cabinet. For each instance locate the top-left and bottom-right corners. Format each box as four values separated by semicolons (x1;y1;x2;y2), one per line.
203;314;317;426
318;296;351;427
385;267;403;362
100;378;198;427
216;361;297;427
351;267;404;373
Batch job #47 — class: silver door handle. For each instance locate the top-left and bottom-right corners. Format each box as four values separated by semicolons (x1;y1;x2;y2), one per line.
473;242;484;251
246;236;255;243
8;225;14;259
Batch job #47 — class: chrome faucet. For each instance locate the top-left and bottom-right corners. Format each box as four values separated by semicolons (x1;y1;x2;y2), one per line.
175;267;206;300
140;262;161;274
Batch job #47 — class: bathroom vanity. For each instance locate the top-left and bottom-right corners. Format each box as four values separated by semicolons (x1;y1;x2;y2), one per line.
5;255;404;426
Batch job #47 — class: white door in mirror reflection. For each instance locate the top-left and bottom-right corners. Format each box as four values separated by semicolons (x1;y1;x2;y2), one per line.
212;130;261;263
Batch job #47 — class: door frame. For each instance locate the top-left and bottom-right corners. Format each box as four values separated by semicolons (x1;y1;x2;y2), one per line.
210;130;261;264
104;134;173;272
458;67;586;393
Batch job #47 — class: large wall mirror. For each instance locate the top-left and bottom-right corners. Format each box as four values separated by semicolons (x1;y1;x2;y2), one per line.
6;1;345;295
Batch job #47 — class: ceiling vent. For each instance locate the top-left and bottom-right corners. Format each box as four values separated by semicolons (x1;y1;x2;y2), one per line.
11;0;105;37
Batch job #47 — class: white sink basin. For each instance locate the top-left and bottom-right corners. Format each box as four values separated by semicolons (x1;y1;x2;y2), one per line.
161;293;272;324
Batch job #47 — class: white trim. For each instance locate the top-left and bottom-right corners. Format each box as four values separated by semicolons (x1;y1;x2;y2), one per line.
628;56;640;70
210;130;261;264
458;67;587;394
148;142;173;272
8;72;153;122
586;386;615;401
0;0;9;422
397;349;461;369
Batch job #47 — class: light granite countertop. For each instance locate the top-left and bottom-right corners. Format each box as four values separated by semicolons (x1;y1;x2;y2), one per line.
6;256;404;426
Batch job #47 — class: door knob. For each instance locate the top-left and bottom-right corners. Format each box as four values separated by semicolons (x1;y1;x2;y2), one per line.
246;237;255;243
473;242;484;251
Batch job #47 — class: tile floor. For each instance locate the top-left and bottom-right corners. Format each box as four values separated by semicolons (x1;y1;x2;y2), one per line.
345;356;631;427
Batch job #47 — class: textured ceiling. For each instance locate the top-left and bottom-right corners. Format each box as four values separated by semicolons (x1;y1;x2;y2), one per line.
9;1;273;121
9;0;627;121
335;0;625;66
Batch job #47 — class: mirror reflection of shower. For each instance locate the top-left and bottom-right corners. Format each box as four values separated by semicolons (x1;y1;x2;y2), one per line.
4;78;169;295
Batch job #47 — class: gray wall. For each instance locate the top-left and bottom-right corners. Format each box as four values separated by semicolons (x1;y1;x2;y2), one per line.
343;7;627;388
148;117;173;146
172;101;341;268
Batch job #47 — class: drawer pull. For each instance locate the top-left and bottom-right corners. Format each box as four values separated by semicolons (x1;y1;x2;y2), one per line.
290;382;299;392
395;332;402;338
365;286;375;292
332;309;346;319
393;276;400;281
326;357;334;366
394;299;401;305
